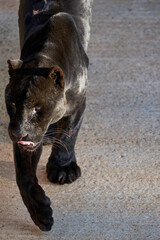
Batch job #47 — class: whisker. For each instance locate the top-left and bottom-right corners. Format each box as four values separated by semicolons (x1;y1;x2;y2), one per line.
45;130;70;138
53;137;69;153
47;128;69;134
46;127;70;135
43;138;60;149
43;136;69;153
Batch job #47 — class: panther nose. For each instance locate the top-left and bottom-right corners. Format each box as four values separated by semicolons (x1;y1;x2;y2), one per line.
11;128;27;140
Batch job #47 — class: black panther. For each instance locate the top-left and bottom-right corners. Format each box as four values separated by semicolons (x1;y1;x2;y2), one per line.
5;0;92;231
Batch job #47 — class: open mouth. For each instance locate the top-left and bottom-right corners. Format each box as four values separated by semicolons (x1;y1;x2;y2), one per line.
17;141;35;147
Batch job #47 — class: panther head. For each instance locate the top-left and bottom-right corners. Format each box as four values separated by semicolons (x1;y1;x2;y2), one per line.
5;59;66;150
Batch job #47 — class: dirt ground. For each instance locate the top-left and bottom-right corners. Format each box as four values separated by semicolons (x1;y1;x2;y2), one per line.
0;0;160;239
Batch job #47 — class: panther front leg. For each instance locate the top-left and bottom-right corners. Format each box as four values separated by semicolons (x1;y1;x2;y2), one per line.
13;143;53;231
47;99;86;184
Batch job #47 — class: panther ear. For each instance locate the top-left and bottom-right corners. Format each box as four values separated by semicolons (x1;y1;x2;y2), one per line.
7;59;23;78
49;66;65;89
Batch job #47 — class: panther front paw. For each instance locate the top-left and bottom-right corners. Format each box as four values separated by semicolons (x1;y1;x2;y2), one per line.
21;184;54;231
47;162;81;184
30;202;53;232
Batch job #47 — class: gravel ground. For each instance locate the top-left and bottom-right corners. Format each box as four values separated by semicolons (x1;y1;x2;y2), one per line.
0;0;160;239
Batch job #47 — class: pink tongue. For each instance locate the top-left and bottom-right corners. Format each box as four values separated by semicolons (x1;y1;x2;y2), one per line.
17;141;35;146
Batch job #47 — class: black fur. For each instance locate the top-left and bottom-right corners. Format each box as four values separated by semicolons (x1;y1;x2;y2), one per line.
5;0;92;231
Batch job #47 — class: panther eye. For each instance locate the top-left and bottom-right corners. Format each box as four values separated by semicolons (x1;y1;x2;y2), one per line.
34;106;42;115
